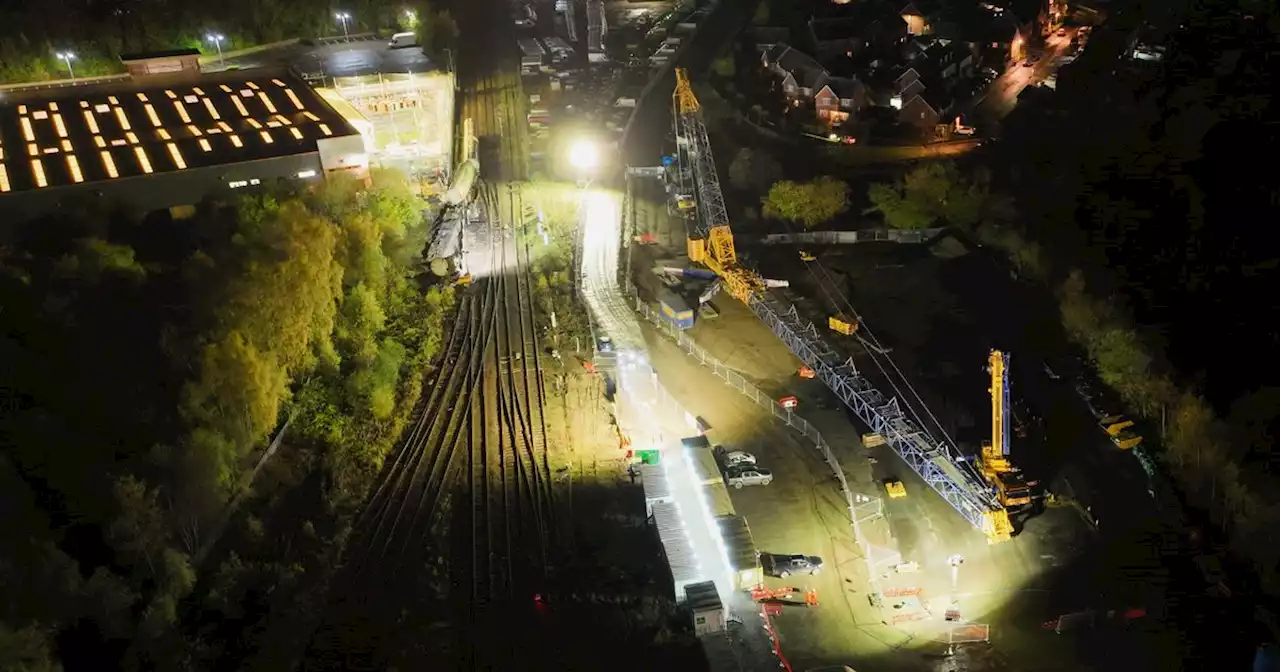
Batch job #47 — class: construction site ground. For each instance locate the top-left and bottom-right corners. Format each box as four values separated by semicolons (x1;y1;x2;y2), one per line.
625;189;1181;671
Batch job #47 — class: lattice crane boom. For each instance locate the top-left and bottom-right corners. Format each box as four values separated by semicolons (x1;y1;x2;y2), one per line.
669;68;1012;543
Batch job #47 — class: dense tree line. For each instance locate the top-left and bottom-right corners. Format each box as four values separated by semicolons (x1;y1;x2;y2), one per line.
0;169;455;668
997;0;1280;599
0;0;415;83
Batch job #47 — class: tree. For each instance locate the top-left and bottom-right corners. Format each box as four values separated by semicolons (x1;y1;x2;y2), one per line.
761;177;850;228
415;6;460;61
0;624;61;672
728;148;781;192
752;2;771;25
713;55;735;78
108;475;170;579
868;162;1000;230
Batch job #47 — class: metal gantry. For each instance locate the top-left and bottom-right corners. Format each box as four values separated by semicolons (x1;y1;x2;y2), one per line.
669;68;1011;542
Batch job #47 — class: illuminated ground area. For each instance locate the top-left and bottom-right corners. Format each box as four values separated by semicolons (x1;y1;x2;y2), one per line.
330;72;454;177
619;181;1179;670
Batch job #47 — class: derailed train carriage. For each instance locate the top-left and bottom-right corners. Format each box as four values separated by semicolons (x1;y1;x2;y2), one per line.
424;158;481;278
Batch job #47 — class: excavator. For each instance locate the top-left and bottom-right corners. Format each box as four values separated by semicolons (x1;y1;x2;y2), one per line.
979;350;1035;510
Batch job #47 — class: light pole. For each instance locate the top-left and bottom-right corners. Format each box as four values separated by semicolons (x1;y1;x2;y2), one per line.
334;11;351;38
443;47;457;90
205;33;225;69
568;138;599;187
56;51;76;80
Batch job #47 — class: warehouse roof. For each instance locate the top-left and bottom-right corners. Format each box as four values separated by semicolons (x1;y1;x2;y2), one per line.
641;464;672;503
0;69;358;194
652;500;703;597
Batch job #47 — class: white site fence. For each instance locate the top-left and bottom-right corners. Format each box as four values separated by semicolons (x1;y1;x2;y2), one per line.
628;291;890;613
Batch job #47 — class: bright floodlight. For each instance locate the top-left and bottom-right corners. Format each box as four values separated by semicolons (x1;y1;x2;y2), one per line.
569;139;599;171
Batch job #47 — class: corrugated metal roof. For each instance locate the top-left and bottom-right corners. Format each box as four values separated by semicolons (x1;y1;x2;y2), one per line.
684;580;722;611
641;464;671;502
717;515;759;572
652;500;701;588
0;70;356;194
681;435;711;450
705;482;735;518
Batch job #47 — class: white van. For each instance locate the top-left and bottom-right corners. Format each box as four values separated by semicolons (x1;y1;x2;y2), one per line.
388;32;417;48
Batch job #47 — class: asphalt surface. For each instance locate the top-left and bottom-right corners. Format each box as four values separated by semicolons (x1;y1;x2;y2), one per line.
973;30;1078;131
217;36;439;79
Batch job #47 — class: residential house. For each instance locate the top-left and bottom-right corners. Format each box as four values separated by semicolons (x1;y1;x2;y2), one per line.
880;66;926;107
901;34;936;62
762;43;829;100
762;43;870;125
899;2;928;35
809;1;910;59
897;90;950;132
924;40;977;82
902;2;1025;65
811;19;862;60
813;76;868;124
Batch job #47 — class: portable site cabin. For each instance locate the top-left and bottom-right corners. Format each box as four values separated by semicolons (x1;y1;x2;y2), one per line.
685;581;725;635
660;289;695;329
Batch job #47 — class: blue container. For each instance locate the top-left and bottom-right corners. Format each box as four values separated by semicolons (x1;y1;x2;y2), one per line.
659;290;695;329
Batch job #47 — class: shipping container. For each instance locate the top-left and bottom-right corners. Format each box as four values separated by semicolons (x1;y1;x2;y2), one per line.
659;289;695;329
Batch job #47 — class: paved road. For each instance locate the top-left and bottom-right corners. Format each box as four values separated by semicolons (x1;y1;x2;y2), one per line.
974;30;1077;132
217;36;439;79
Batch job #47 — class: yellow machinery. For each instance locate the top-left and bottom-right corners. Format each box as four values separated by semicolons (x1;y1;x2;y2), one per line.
828;315;858;335
677;70;767;304
980;350;1033;510
799;250;817;262
885;479;907;499
1099;415;1143;449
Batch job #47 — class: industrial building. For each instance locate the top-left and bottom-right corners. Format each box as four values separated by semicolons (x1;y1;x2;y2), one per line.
0;50;369;221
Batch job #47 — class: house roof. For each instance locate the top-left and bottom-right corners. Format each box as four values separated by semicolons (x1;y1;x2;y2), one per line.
894;66;923;86
902;36;936;61
767;44;828;88
826;76;865;99
901;92;939;115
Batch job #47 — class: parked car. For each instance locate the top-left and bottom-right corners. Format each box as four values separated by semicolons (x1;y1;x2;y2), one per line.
596;336;614;353
715;448;756;469
762;553;824;578
726;466;773;488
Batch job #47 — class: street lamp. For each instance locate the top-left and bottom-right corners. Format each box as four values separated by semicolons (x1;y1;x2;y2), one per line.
56;51;76;80
334;11;351;38
568;139;600;173
205;33;226;69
